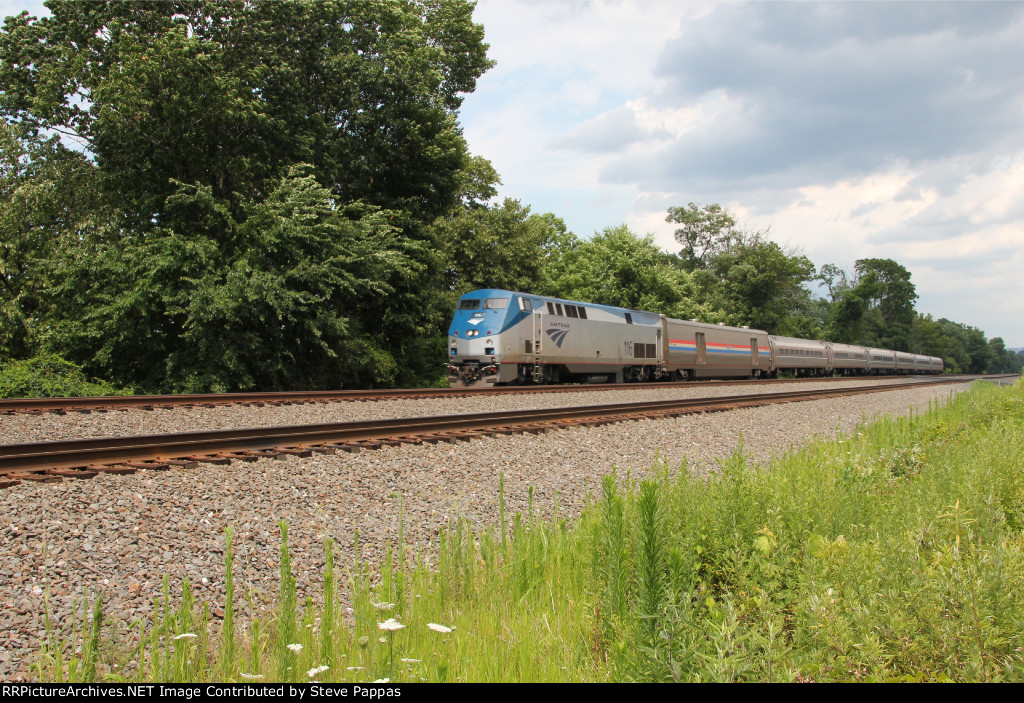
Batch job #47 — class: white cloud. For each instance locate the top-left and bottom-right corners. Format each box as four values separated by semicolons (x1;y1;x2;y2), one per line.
461;1;1024;343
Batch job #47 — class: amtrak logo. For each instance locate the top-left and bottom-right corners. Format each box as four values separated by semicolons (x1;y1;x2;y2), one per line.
545;328;569;347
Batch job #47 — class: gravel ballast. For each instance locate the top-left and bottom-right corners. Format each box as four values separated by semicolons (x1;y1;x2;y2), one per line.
0;380;969;680
2;378;917;444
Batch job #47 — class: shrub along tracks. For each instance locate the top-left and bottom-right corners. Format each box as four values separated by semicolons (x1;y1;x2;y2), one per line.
0;375;1001;489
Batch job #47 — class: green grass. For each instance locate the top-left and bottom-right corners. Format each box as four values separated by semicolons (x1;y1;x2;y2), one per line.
34;380;1024;682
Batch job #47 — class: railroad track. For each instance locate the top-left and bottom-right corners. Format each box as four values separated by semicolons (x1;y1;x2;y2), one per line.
0;376;983;489
0;374;985;415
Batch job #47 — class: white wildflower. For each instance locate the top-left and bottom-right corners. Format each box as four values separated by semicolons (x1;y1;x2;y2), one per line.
287;643;303;653
400;658;421;663
173;633;198;640
307;665;330;678
372;602;395;610
373;679;390;683
346;666;364;671
427;623;452;633
240;673;264;679
377;618;404;631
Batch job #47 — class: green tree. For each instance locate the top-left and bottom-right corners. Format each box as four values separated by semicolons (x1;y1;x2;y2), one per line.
666;202;740;271
987;337;1013;373
852;258;918;351
825;289;867;344
0;123;99;360
964;327;993;374
432;198;565;297
542;225;716;320
710;236;817;335
817;263;850;303
1;1;491;229
43;165;418;392
1;1;492;390
913;314;954;360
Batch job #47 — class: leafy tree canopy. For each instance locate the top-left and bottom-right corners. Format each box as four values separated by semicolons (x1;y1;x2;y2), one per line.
0;122;100;359
0;0;493;231
667;202;741;271
542;225;718;321
709;235;817;335
0;1;493;391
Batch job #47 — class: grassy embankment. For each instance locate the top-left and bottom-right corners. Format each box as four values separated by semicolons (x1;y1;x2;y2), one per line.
36;380;1024;682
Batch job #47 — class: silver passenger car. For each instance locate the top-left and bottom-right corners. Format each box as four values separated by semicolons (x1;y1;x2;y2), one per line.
769;336;829;376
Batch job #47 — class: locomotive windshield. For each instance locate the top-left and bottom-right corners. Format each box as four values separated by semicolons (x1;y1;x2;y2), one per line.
484;297;510;309
459;299;481;310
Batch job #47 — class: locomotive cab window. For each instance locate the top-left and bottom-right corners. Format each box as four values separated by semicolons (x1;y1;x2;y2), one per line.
459;299;480;310
518;298;533;311
484;297;509;309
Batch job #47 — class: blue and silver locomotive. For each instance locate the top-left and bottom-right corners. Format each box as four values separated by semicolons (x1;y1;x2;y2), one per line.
446;289;944;387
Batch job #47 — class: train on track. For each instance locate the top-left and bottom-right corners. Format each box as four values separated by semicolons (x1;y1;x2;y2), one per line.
446;289;944;387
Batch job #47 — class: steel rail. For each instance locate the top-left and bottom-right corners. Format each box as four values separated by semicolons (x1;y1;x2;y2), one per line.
0;377;976;480
0;374;999;415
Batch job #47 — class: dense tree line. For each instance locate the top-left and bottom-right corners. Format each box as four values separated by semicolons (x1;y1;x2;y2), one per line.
0;2;1014;394
2;0;491;391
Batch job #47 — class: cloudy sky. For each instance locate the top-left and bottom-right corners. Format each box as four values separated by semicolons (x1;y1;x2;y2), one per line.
4;1;1022;345
460;0;1024;346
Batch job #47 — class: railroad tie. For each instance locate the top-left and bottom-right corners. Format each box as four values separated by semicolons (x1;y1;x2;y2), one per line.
6;472;61;483
241;450;286;461
186;455;233;465
123;461;171;471
87;465;138;475
276;448;315;457
45;467;98;479
214;452;260;462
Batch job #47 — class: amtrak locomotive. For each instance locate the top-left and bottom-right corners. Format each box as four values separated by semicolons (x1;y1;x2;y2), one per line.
446;289;943;387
